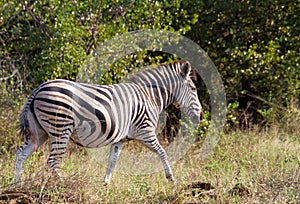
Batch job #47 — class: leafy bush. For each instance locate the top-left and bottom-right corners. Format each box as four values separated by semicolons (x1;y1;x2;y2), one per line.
188;0;299;126
0;0;299;139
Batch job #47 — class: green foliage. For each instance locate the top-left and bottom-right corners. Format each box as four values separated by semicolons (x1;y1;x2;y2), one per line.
0;0;299;141
0;0;198;93
188;0;299;125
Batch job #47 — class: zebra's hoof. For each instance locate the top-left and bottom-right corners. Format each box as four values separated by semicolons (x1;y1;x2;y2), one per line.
103;176;111;185
13;178;21;184
51;169;63;181
167;175;175;182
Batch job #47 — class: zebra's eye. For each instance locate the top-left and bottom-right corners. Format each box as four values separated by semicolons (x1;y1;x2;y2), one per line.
191;87;197;92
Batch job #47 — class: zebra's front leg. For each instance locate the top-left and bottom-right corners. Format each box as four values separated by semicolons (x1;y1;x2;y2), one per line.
47;135;70;179
140;137;174;181
104;141;124;183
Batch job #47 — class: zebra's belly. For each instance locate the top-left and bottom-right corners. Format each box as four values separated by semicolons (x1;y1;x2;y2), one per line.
74;119;125;148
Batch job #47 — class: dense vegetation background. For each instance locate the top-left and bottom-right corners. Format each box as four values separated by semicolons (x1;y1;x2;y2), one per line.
1;0;299;127
0;0;299;202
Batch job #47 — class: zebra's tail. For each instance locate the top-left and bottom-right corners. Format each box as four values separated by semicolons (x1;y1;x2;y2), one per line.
19;87;39;139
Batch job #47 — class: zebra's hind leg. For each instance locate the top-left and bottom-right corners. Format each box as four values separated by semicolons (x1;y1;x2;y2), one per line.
14;134;48;183
140;137;174;181
14;138;36;183
47;135;71;179
104;141;124;183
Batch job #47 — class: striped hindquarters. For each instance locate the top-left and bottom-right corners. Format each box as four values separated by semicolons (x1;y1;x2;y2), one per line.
31;79;120;147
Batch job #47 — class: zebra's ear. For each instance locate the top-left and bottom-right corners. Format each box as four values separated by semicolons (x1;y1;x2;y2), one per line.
190;68;197;81
181;61;192;79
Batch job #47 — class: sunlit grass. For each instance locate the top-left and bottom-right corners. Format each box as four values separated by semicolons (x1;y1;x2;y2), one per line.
1;126;299;203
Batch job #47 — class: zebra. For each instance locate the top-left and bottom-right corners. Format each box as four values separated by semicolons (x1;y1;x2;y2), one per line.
14;60;204;183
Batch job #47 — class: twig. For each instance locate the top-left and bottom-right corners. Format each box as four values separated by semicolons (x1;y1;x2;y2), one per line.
246;92;286;111
86;0;104;55
23;0;52;39
0;69;19;81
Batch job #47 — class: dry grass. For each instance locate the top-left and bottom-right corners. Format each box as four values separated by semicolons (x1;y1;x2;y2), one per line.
1;126;299;203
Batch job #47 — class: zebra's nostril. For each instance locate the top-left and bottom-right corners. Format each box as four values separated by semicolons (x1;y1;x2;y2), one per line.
200;109;204;121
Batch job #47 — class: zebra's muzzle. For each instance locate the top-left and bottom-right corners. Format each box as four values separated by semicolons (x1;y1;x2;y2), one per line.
190;109;204;124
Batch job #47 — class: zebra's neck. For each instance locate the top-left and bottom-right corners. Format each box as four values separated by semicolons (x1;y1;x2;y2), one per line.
128;66;179;112
142;84;175;111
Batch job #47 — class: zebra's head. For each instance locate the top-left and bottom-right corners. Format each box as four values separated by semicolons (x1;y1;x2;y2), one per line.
174;61;204;124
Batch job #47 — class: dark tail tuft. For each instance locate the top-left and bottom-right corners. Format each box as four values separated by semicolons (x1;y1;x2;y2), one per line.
18;87;39;138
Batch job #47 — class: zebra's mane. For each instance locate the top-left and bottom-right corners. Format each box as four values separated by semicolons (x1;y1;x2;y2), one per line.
126;60;185;85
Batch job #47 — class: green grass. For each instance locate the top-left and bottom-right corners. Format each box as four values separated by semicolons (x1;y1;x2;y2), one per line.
1;128;299;203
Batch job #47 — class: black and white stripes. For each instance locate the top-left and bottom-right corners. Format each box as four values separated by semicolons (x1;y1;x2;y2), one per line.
14;60;203;183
